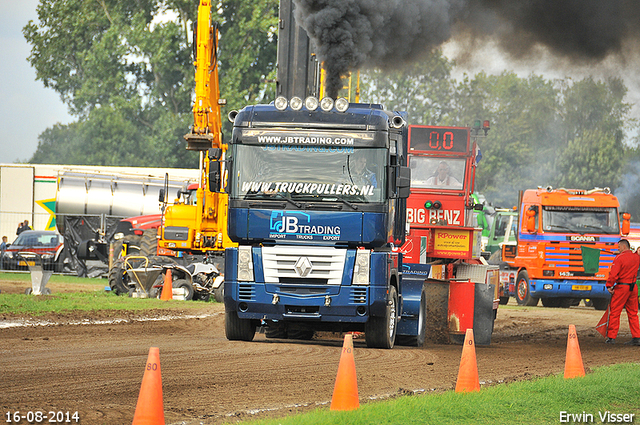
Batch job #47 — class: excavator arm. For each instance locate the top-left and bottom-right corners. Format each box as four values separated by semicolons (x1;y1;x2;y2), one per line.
185;0;224;151
156;0;236;257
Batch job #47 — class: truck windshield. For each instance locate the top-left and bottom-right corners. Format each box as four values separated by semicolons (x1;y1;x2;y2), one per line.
409;156;465;190
229;145;386;203
542;206;619;234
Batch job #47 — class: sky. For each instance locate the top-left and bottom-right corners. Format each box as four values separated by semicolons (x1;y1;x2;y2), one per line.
1;1;639;166
0;0;72;164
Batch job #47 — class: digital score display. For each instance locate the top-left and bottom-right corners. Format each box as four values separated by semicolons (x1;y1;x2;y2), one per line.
409;126;469;153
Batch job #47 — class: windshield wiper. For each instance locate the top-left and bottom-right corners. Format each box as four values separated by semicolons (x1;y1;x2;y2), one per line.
547;224;577;233
579;224;617;234
334;198;359;211
244;193;303;208
276;196;302;209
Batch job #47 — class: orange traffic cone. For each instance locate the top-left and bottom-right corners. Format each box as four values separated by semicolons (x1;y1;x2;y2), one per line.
160;269;172;301
455;328;480;393
132;347;165;425
330;333;360;410
564;324;585;379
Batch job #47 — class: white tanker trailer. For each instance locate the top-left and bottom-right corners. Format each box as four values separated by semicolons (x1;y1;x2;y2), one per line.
54;168;198;276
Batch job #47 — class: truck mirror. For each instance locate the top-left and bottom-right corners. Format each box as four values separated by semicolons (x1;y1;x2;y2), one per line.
208;148;222;160
158;188;165;203
621;212;631;235
526;208;536;233
208;162;222;192
396;166;411;199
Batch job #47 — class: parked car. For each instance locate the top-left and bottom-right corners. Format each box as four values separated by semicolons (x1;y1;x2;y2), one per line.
2;230;66;272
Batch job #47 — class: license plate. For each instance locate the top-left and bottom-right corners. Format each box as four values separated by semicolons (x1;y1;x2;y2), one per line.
18;260;35;266
572;285;591;291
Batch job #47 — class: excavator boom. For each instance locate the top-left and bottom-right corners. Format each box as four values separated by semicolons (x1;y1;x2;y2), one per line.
156;0;235;258
185;0;224;151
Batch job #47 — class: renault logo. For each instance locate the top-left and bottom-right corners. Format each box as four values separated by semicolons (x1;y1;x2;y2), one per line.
294;257;313;277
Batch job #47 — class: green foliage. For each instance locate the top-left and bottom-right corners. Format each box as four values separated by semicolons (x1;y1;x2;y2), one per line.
556;129;625;189
217;0;279;134
361;53;637;207
24;0;278;167
452;72;563;206
554;78;630;190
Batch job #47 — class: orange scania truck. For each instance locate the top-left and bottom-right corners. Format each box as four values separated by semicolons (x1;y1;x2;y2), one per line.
496;187;630;310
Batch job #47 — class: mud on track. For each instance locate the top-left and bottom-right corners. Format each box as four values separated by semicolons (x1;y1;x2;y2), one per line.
1;300;638;425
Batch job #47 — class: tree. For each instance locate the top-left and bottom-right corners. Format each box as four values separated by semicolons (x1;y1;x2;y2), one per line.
555;77;631;189
556;129;625;189
24;0;278;167
450;72;562;206
359;50;455;125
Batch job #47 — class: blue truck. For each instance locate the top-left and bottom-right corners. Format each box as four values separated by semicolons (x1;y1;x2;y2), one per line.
222;98;413;348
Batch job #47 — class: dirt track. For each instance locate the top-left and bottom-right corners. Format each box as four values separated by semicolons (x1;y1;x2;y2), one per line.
1;280;639;425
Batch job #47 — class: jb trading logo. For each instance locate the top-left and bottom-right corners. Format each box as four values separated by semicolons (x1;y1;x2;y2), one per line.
269;211;341;241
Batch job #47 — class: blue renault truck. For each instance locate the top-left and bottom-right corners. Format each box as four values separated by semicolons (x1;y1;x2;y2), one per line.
222;97;413;348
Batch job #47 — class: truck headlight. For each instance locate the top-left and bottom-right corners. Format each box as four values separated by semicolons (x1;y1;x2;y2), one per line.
42;253;54;260
274;96;288;111
3;252;13;259
237;246;254;282
320;97;334;112
335;97;349;112
353;249;370;285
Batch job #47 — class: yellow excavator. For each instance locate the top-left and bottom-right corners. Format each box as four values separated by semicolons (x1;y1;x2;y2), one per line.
108;0;235;296
156;0;236;267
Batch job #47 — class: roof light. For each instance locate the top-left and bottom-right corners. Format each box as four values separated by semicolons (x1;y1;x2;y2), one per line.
335;97;349;112
290;96;303;111
274;96;288;111
305;96;319;111
320;97;334;112
473;119;481;129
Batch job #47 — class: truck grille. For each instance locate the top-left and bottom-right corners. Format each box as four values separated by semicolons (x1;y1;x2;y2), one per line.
350;287;367;304
262;246;346;285
238;283;255;301
544;242;615;276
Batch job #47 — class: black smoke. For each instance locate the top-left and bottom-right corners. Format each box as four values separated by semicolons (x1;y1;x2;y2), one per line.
292;0;640;98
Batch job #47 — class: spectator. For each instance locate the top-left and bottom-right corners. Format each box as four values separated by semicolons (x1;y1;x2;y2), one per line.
16;220;32;235
0;236;7;269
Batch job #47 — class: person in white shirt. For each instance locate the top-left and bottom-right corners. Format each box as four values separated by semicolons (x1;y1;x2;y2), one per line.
426;161;462;188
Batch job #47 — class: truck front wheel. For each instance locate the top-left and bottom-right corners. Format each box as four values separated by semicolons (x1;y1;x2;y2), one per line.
365;286;398;349
225;310;256;341
591;298;609;311
516;271;539;306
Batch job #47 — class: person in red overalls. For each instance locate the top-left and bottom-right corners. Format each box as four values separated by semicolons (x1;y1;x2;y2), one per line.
605;239;640;345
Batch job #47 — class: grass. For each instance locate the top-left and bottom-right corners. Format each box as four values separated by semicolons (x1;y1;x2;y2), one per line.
0;271;214;315
0;291;212;315
247;363;640;425
0;271;105;285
